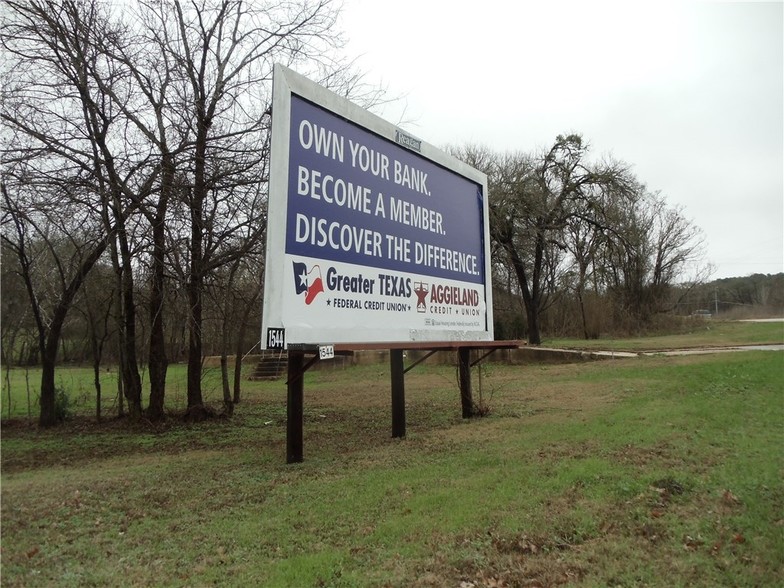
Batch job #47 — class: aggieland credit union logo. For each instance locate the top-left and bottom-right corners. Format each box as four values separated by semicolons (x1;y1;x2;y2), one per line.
415;281;481;315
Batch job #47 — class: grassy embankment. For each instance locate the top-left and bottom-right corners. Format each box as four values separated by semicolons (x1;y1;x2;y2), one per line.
2;338;783;586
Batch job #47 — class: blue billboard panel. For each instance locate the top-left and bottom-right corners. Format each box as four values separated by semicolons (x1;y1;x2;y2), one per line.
285;96;485;285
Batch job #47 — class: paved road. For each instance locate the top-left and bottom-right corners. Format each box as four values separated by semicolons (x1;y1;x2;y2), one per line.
646;344;784;356
534;319;784;360
647;318;783;355
535;342;783;361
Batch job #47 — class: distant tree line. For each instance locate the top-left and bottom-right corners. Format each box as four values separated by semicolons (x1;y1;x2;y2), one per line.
684;274;784;318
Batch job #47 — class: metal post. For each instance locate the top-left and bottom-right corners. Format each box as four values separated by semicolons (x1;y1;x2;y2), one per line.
390;349;406;438
286;351;304;463
458;347;473;418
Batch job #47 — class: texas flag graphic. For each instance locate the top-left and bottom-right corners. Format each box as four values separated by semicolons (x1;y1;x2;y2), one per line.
292;262;325;305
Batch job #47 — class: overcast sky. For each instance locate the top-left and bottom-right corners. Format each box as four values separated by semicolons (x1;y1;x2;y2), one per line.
339;0;783;280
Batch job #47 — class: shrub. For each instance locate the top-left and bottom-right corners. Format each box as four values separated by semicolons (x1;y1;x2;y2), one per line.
54;386;72;422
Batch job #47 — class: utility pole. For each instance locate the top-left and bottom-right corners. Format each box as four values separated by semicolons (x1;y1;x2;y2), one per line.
714;288;719;316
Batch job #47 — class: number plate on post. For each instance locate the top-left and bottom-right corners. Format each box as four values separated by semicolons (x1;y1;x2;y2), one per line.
267;328;285;350
319;345;335;360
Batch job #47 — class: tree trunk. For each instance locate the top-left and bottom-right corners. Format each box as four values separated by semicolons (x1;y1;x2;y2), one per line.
186;103;209;410
3;359;11;420
88;317;103;422
505;238;543;345
118;227;143;420
39;352;57;427
234;270;262;405
575;259;589;340
577;284;589;340
232;350;243;405
232;307;252;405
186;273;204;409
85;288;110;422
526;304;541;346
147;209;168;421
147;156;172;421
93;353;102;422
116;353;125;418
40;315;70;426
220;354;233;416
114;282;126;419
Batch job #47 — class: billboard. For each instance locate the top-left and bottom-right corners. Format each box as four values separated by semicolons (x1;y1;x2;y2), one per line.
262;65;493;348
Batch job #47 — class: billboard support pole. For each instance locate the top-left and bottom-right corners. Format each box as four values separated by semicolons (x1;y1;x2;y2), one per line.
390;349;406;438
286;351;305;463
458;348;473;418
281;341;521;463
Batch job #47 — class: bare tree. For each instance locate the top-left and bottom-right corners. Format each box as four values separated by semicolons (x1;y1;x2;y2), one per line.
562;176;638;339
204;239;264;413
145;0;343;415
564;213;602;339
2;0;150;420
1;176;111;426
488;136;629;343
600;189;707;325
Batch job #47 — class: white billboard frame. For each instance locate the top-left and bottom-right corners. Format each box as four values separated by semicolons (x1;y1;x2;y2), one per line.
261;64;494;349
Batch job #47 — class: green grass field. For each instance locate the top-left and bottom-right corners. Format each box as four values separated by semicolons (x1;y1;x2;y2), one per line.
2;349;783;586
2;320;781;421
0;362;235;420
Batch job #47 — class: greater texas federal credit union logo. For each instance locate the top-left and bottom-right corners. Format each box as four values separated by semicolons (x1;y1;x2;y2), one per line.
293;261;324;305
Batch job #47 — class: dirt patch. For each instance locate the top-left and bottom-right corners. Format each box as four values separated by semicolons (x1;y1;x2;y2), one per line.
412;530;588;588
610;442;685;469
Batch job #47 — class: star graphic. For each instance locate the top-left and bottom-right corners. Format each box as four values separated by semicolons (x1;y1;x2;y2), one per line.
414;282;429;308
298;270;308;288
